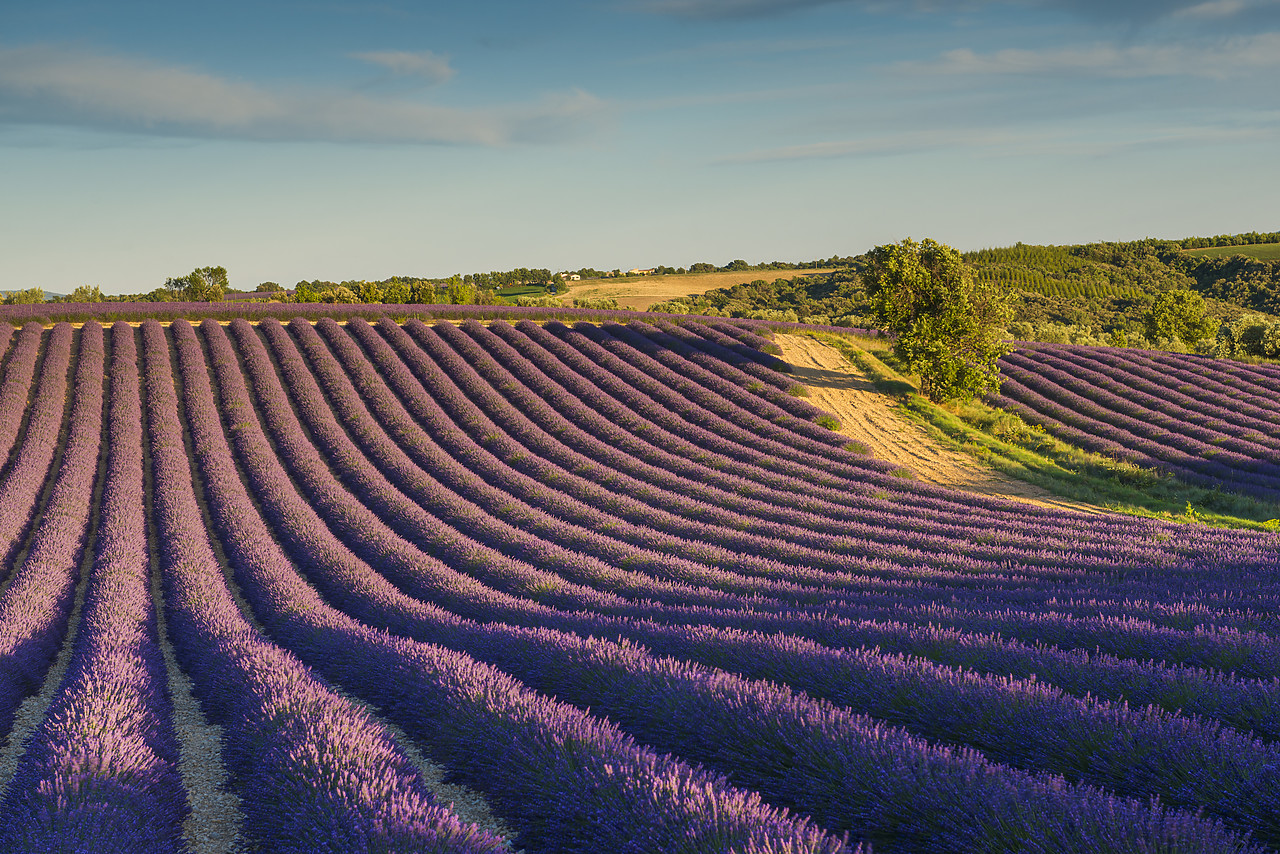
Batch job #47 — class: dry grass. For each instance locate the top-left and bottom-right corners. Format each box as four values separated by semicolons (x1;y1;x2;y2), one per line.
562;269;836;311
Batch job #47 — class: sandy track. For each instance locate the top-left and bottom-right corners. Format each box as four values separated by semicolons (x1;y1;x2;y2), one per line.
774;335;1105;514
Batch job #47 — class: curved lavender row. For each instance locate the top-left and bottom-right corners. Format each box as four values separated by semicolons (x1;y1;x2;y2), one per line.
199;327;1280;839
517;318;1132;529
215;327;1280;722
0;323;76;570
701;319;793;368
703;615;1280;741
549;319;868;467
1121;344;1280;397
182;324;1257;853
228;325;1280;824
659;317;801;388
199;332;1280;727
705;320;784;355
377;318;1020;585
0;322;188;853
0;323;43;477
653;318;828;412
358;323;1280;617
408;318;1200;546
174;322;855;854
247;327;1280;701
995;364;1240;488
1026;346;1280;452
144;320;504;854
461;319;1200;576
200;323;642;625
470;319;1280;589
0;323;14;382
442;316;1090;568
215;320;762;613
679;318;795;374
0;323;102;739
311;317;1064;600
392;321;1280;614
253;319;854;609
999;349;1278;485
1144;348;1280;397
996;359;1280;500
1024;346;1280;455
827;599;1280;680
1001;350;1280;490
214;447;1280;853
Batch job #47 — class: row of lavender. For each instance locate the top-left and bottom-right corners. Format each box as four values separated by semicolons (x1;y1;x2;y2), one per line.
1;318;1279;851
993;343;1280;502
187;315;1280;848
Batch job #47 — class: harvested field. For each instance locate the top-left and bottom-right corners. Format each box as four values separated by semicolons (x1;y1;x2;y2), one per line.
562;268;835;310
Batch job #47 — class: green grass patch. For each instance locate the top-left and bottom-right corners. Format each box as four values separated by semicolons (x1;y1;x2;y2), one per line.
806;331;1280;532
496;284;552;297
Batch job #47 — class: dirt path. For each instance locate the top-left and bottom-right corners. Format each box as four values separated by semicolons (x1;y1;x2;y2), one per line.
774;335;1106;514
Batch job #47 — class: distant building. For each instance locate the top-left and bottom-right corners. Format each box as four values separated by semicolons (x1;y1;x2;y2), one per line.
559;272;582;281
628;268;656;276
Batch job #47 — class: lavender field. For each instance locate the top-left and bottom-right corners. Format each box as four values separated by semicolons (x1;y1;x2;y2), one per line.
1;316;1279;853
995;343;1280;503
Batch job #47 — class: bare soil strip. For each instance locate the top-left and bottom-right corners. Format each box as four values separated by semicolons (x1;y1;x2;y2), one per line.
773;334;1106;514
151;570;250;854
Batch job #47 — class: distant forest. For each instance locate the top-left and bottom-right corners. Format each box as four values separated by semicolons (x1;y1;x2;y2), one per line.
648;231;1280;352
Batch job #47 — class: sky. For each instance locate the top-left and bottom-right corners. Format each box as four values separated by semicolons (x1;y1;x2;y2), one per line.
1;0;1278;294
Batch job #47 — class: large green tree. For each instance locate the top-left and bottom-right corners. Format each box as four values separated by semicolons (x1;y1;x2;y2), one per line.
863;238;1012;402
1143;289;1216;347
165;266;228;302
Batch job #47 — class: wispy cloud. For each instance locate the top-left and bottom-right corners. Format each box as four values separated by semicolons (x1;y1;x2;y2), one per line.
0;44;603;145
718;121;1278;162
350;49;455;84
636;0;1274;23
896;32;1280;79
633;0;852;19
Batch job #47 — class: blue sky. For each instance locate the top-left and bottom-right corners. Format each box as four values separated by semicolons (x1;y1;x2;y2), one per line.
2;0;1278;294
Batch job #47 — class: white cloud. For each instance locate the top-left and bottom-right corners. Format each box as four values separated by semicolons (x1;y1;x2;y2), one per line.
0;44;603;145
896;32;1280;79
350;49;455;84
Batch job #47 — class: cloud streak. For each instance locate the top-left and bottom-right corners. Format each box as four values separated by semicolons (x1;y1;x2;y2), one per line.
350;49;455;84
896;32;1280;79
0;44;602;145
636;0;1274;23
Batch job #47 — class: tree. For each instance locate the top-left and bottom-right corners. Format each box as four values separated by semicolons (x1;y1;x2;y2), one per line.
319;286;359;304
256;281;283;293
862;238;1013;403
1144;289;1216;346
166;266;228;302
3;287;44;305
68;285;105;303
